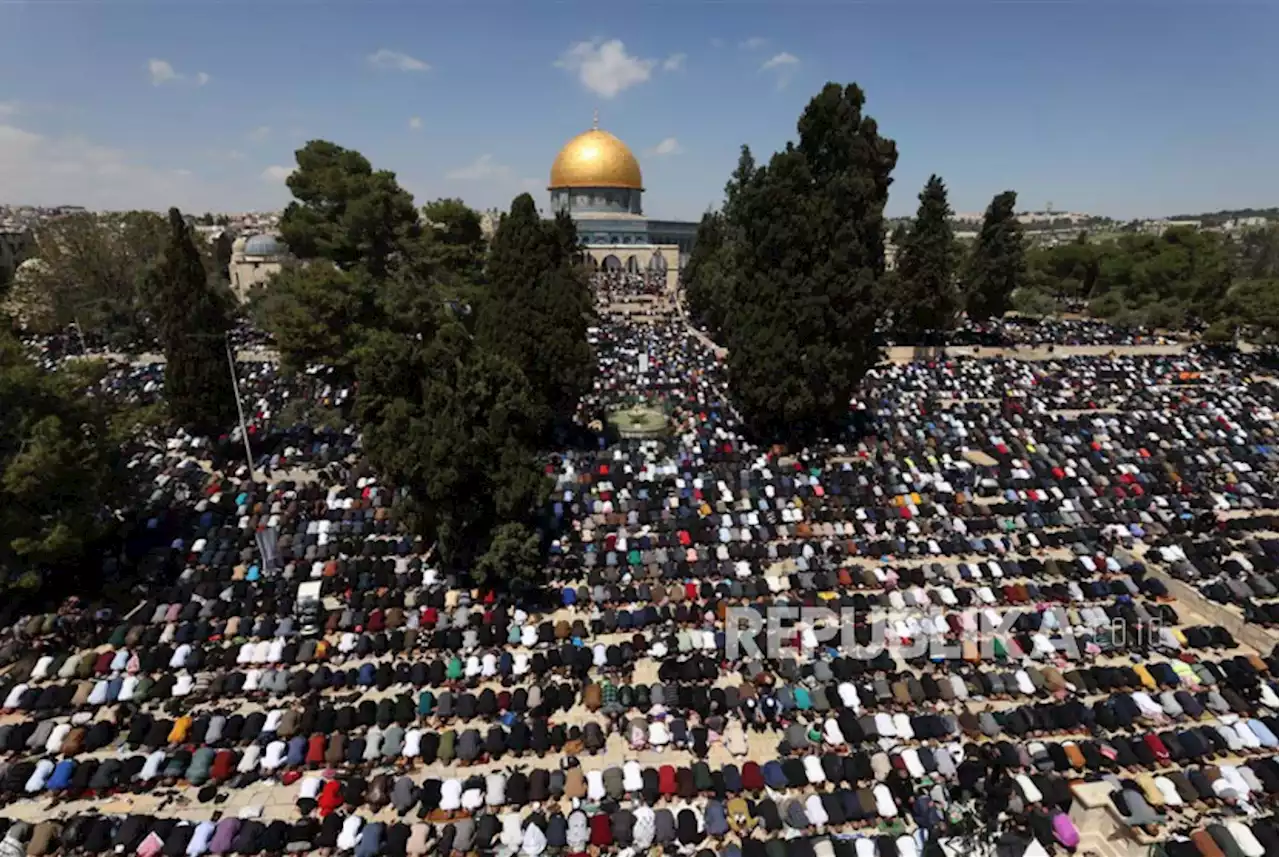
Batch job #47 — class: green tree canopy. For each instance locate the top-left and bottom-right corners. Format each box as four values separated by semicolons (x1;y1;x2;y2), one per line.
416;198;487;287
1237;225;1278;280
0;331;116;589
250;261;376;377
479;193;595;435
892;174;958;339
6;212;167;342
682;211;732;336
356;320;548;586
965;190;1025;321
280;140;422;278
1028;225;1278;337
145;208;237;434
723;82;897;442
1222;276;1280;332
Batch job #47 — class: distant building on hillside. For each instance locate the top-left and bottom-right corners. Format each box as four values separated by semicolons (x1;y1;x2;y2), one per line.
1139;219;1202;236
229;233;290;299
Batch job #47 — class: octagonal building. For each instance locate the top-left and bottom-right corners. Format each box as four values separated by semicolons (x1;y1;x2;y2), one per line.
548;117;697;291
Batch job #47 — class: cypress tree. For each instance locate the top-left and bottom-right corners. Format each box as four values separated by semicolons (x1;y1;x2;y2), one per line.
682;211;729;334
147;208;236;434
726;83;897;442
894;174;958;340
480;193;594;435
966;190;1025;321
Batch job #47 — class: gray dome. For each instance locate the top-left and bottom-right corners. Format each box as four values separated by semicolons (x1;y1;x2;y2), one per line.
243;234;285;256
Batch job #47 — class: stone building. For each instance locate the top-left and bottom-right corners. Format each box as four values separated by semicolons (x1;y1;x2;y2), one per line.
228;233;290;299
549;118;697;292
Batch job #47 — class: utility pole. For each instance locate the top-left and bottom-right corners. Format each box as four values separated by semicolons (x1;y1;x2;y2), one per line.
224;333;257;482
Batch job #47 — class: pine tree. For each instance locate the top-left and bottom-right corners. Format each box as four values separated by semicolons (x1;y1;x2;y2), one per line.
966;190;1025;321
894;175;958;340
280;140;421;279
725;83;897;442
146;208;236;434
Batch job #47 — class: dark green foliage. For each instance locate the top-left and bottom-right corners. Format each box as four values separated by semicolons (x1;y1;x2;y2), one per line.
1009;287;1059;319
145;208;236;435
550;210;585;267
258;194;490;374
702;145;757;339
893;175;957;338
682;211;732;335
479;193;595;434
6;211;188;343
1221;276;1280;332
250;262;376;377
1202;320;1236;343
6;211;227;345
1031;225;1279;336
212;232;233;282
1237;226;1278;279
417;198;487;287
280;141;422;278
723;146;756;225
0;331;115;587
723;82;897;442
965;191;1025;320
356;321;548;586
473;522;544;594
265;145;595;588
1025;237;1102;300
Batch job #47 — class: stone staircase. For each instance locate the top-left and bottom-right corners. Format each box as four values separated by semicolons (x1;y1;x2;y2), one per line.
1070;781;1153;857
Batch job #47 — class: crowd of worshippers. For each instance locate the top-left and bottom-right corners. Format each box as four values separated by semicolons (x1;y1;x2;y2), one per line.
0;310;1275;857
942;317;1179;349
592;272;666;304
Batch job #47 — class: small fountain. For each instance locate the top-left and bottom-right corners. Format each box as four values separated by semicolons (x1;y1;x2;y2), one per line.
606;403;669;439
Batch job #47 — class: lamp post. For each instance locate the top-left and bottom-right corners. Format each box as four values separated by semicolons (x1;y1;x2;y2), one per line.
224;332;257;482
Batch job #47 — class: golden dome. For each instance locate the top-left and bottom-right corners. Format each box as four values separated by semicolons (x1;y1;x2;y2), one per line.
550;127;643;190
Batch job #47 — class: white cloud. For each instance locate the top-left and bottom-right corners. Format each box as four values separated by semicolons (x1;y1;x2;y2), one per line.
761;51;799;70
445;154;511;181
555;39;655;99
648;137;682;157
408;116;423;130
662;53;686;72
367;49;430;72
148;59;210;87
710;37;724;48
0;102;18;118
148;59;179;85
739;37;768;50
261;165;295;183
247;125;272;143
761;52;800;89
0;122;206;209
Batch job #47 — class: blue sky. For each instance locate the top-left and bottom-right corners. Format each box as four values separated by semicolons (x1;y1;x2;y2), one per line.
0;0;1275;220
